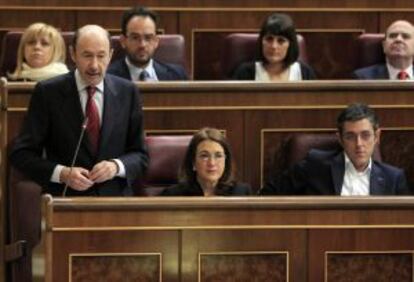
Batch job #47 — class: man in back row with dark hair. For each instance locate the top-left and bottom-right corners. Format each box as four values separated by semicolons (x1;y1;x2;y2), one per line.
260;103;411;195
107;6;188;81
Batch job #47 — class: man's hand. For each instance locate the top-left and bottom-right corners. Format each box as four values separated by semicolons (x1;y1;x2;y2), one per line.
60;167;94;191
89;160;118;183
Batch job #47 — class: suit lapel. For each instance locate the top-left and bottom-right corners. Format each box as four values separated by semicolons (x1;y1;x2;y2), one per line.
153;60;169;80
60;72;85;141
98;76;120;158
369;163;387;195
121;59;133;80
330;152;345;195
378;65;390;79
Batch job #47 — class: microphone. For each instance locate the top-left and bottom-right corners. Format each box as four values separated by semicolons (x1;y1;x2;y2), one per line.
62;117;89;197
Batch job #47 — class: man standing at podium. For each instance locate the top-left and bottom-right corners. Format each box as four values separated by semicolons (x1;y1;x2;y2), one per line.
10;25;148;196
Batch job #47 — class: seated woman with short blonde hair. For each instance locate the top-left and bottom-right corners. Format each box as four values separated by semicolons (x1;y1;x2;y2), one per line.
161;127;252;196
8;22;69;81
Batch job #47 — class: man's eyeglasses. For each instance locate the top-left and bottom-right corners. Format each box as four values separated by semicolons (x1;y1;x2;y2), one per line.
197;152;226;162
342;131;375;142
126;33;156;43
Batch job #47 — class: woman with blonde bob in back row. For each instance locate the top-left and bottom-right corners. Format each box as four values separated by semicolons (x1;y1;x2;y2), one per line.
8;22;69;82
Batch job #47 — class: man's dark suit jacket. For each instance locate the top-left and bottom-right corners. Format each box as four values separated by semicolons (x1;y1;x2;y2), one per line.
9;72;149;196
107;58;188;81
260;149;411;195
352;63;390;79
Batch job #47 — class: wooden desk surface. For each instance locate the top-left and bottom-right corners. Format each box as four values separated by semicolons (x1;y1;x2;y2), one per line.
43;196;414;282
5;80;414;108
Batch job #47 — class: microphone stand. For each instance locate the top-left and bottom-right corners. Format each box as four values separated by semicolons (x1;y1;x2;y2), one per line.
62;117;88;197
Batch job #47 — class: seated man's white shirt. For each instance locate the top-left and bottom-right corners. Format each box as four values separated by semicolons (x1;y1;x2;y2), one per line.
125;57;158;81
386;62;413;80
341;153;371;196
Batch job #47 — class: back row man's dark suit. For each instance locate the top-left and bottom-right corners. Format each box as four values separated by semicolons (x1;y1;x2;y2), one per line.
107;58;188;81
9;72;149;196
352;64;390;79
353;63;414;79
260;149;411;195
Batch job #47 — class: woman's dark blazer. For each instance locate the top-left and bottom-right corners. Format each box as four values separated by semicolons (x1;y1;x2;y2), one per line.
161;181;252;196
232;61;316;80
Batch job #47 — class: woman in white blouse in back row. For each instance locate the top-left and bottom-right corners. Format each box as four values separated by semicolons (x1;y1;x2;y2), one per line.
232;13;316;81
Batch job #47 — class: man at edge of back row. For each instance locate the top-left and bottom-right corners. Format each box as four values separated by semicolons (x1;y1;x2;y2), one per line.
353;20;414;80
9;24;149;196
260;103;411;196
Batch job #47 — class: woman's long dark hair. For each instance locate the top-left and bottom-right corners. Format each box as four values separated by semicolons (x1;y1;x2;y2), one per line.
257;13;299;68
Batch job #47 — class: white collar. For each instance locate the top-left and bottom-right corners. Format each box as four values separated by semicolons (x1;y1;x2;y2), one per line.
386;62;413;80
125;57;157;81
74;70;104;93
344;152;372;176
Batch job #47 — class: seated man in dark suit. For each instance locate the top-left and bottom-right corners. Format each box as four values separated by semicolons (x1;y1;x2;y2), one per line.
9;25;149;196
107;6;188;81
260;103;411;195
353;20;414;80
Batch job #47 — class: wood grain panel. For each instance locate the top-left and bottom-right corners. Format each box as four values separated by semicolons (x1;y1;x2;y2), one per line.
326;252;412;282
42;197;414;282
182;230;305;281
71;253;161;281
1;0;414;7
0;10;76;30
379;12;414;32
7;111;24;144
0;77;6;282
50;230;179;282
75;10;179;34
308;229;414;281
200;252;287;282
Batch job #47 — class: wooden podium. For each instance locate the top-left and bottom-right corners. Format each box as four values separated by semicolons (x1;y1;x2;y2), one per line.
42;196;414;282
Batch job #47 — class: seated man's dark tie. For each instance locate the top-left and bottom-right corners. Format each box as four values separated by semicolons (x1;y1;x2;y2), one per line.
86;86;100;154
139;70;150;81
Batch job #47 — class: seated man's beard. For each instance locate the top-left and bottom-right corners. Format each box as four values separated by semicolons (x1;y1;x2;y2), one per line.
128;54;151;68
